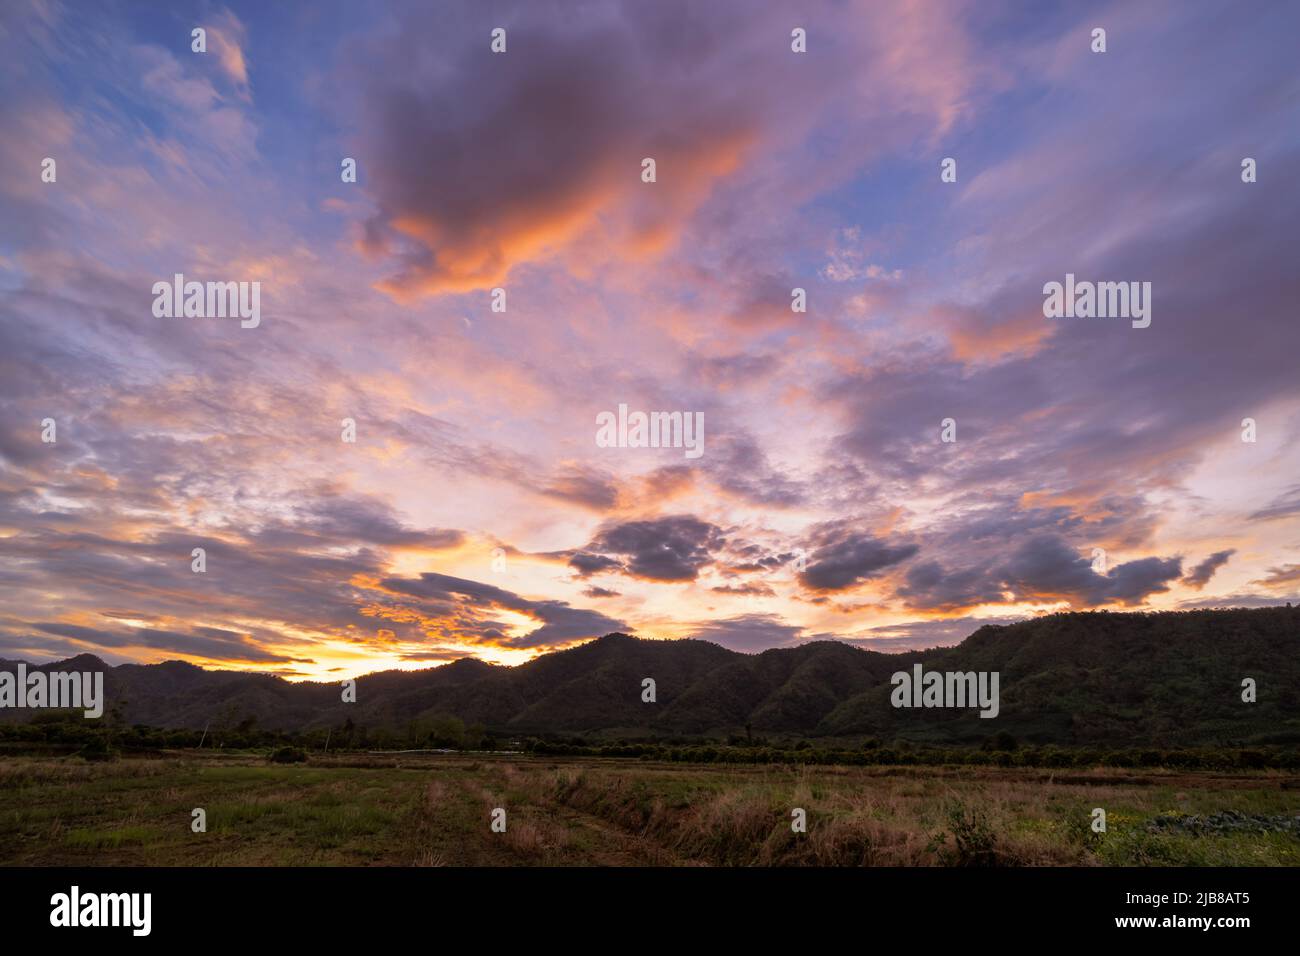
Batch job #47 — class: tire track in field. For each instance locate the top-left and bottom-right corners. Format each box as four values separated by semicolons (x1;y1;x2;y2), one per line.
475;764;699;866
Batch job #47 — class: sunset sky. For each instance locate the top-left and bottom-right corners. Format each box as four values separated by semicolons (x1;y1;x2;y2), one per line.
2;0;1298;679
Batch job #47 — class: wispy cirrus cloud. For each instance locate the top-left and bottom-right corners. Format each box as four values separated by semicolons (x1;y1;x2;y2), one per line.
1;0;1297;674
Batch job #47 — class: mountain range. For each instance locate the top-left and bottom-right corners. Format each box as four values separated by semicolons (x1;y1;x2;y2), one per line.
2;606;1297;747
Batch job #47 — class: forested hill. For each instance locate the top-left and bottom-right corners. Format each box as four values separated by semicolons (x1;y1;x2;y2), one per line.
2;606;1296;747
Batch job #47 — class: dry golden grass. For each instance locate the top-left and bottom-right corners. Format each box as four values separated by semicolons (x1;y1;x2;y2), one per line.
0;754;1295;866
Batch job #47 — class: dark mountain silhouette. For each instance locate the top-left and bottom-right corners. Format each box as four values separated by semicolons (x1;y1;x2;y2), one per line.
2;607;1297;747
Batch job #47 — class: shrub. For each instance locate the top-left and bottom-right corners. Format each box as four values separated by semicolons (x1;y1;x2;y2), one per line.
269;746;308;764
940;799;999;866
78;737;119;762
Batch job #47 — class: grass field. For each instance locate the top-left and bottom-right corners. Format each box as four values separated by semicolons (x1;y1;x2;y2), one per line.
0;753;1296;866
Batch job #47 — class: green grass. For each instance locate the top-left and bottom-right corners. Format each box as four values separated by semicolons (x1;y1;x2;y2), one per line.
64;825;164;850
